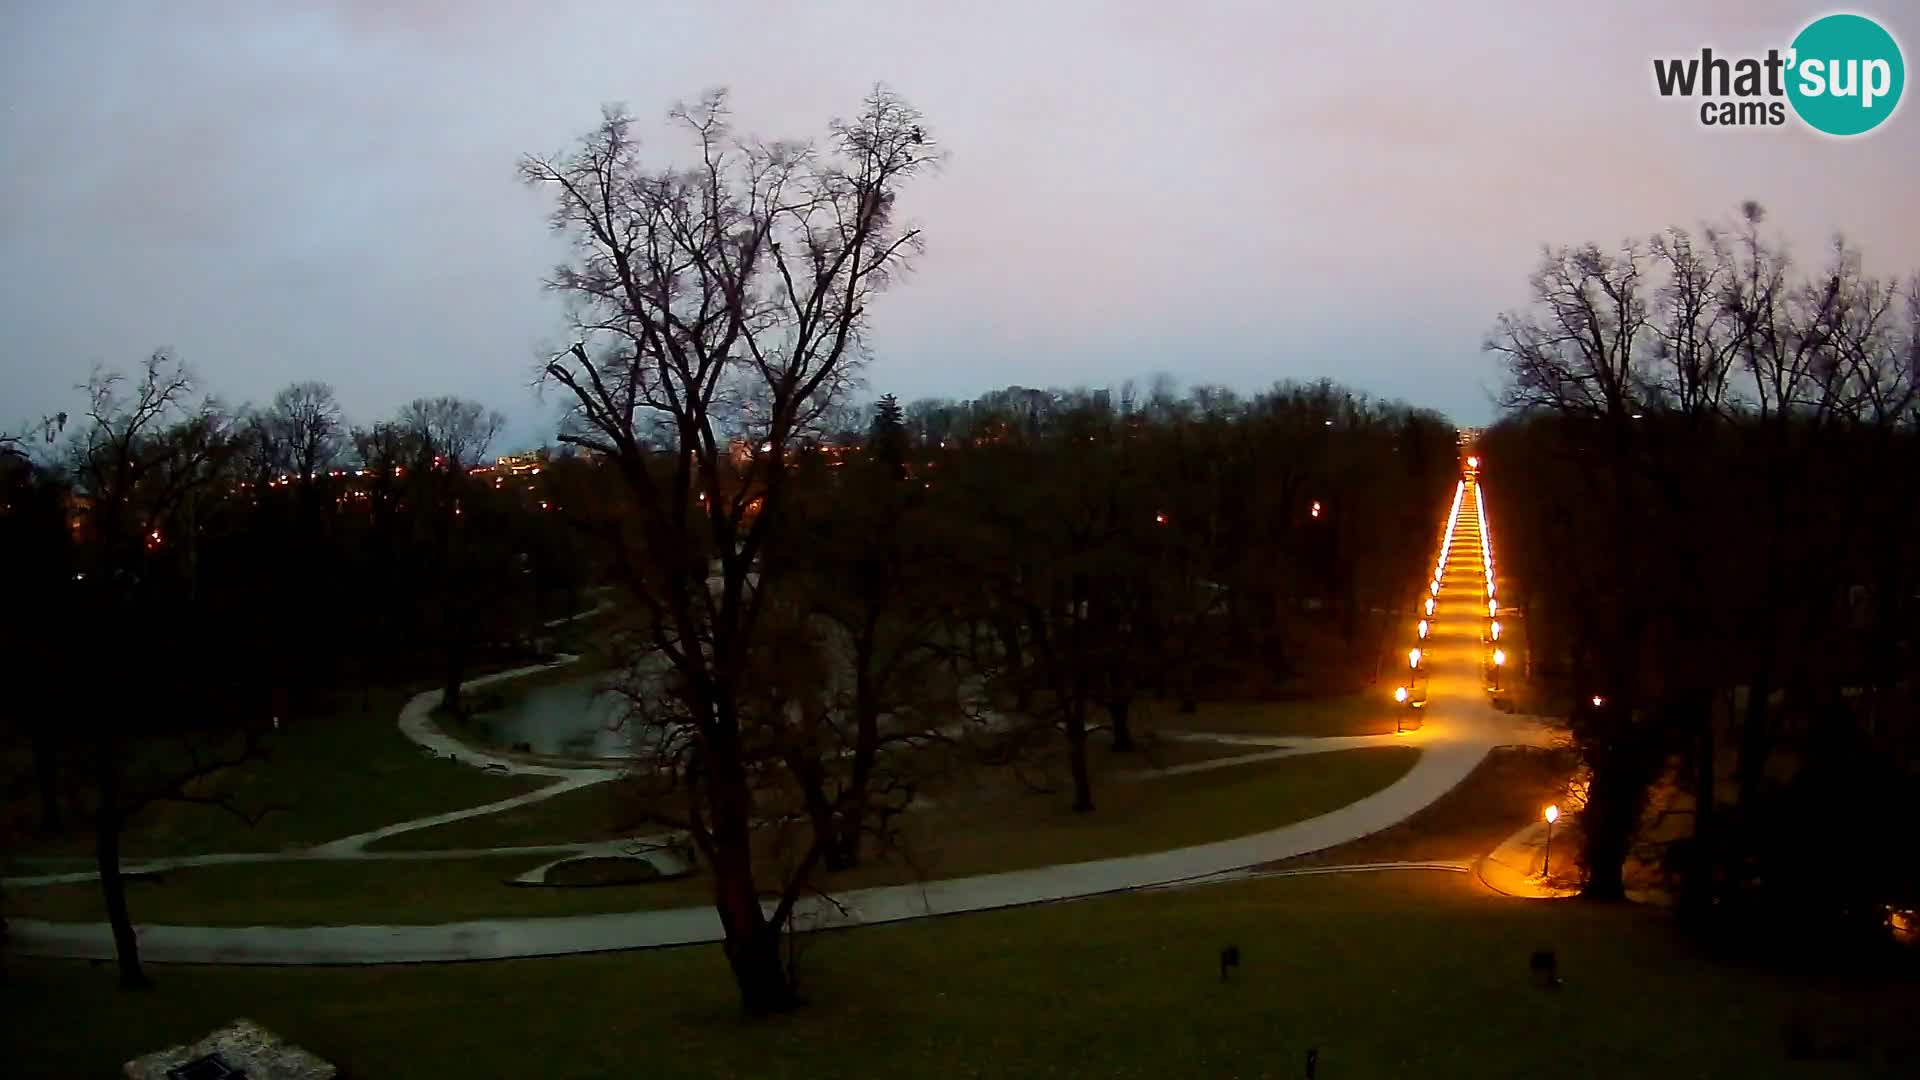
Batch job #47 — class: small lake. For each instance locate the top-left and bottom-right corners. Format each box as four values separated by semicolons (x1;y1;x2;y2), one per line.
470;674;636;760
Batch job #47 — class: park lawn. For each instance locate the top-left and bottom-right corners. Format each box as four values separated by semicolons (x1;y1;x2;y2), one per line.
1272;745;1579;869
9;871;1917;1079
1133;692;1398;738
368;780;635;851
4;686;550;864
827;745;1418;892
0;855;659;926
370;730;1260;852
8;747;1417;925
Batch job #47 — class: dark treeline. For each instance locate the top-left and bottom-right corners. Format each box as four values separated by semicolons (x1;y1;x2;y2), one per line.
5;85;1454;1012
1484;202;1920;960
0;355;588;987
525;84;1459;1012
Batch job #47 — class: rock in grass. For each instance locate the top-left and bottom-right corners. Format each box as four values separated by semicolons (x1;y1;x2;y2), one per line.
123;1018;336;1079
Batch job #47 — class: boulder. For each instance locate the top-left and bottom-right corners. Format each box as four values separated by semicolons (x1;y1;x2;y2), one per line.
123;1018;335;1079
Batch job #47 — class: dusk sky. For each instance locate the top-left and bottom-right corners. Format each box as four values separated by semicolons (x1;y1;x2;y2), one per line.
4;1;1916;449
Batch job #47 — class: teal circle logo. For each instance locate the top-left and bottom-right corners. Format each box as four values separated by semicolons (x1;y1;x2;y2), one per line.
1786;14;1905;136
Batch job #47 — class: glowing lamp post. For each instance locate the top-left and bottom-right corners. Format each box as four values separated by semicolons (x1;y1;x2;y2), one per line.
1394;686;1408;704
1417;619;1429;640
1408;647;1422;670
1490;647;1505;692
1424;597;1435;617
1543;805;1560;877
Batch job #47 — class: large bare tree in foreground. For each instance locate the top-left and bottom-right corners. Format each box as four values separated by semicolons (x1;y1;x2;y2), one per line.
522;86;936;1013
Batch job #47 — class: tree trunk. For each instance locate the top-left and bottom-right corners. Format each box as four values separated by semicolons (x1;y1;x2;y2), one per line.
32;724;62;833
1578;746;1645;902
1066;701;1094;812
794;760;852;872
1107;697;1135;752
994;615;1030;711
92;755;148;990
441;623;466;717
712;852;796;1015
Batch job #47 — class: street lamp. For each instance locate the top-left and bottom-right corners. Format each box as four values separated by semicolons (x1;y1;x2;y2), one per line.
1490;647;1505;691
1424;597;1435;617
1417;619;1429;639
1408;647;1422;669
1543;805;1559;877
1591;694;1605;708
1394;686;1408;703
1430;579;1441;597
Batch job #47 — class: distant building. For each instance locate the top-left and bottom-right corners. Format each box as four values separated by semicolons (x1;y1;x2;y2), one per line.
493;450;548;476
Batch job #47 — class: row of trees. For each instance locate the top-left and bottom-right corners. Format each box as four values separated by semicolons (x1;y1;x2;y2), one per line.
526;85;1454;1013
0;358;586;987
1485;202;1920;956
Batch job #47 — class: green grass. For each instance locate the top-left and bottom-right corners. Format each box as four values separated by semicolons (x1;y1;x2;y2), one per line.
4;687;548;864
1133;693;1398;738
0;855;654;926
368;781;632;851
7;747;1417;925
854;746;1416;889
9;872;1915;1078
372;733;1261;853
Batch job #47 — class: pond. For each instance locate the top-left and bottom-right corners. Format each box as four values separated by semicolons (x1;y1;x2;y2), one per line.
468;674;636;760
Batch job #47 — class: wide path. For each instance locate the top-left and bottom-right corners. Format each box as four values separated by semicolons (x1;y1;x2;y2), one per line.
10;480;1557;964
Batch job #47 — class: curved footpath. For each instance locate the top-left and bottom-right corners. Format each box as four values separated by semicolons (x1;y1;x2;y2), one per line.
10;483;1563;964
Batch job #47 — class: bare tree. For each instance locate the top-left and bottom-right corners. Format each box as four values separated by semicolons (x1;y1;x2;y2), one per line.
268;381;346;483
62;353;271;988
391;396;505;713
523;85;937;1013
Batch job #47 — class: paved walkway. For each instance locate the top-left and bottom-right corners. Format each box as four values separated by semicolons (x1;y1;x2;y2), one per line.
1475;819;1580;899
9;481;1565;963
